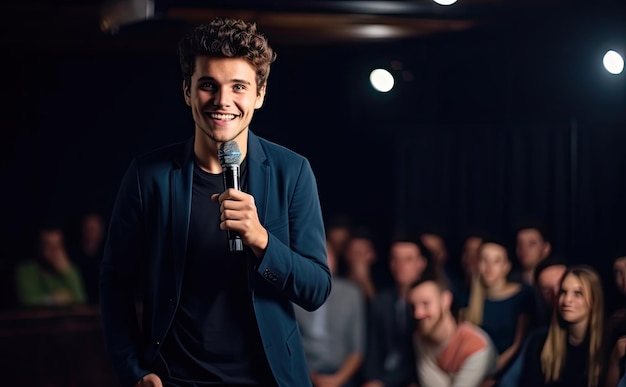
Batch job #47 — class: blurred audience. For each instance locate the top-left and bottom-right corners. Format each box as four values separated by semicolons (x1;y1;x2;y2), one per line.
519;265;606;387
295;241;366;387
410;268;498;387
343;228;380;301
14;224;87;307
69;212;106;304
460;237;533;379
326;214;354;265
460;230;485;291
361;232;429;387
513;221;552;286
497;256;568;386
532;256;569;328
420;229;460;298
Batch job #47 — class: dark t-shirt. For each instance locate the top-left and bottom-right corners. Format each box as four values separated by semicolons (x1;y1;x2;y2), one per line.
520;331;593;387
160;160;275;386
458;284;534;354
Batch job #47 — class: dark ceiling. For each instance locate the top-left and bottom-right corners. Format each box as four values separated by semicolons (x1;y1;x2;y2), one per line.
3;0;625;56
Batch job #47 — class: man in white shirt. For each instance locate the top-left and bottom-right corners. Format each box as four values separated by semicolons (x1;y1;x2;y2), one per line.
409;274;497;387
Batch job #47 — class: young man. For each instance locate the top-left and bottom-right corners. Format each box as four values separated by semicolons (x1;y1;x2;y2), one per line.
99;18;331;387
361;234;429;387
295;242;365;387
409;272;497;387
15;225;87;307
514;222;551;286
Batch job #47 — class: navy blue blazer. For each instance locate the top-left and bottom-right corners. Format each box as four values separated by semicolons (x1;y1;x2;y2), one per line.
100;131;331;387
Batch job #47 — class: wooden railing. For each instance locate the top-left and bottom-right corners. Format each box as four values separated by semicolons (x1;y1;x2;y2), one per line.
0;306;119;387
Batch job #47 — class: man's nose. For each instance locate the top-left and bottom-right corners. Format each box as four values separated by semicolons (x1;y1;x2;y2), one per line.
213;88;231;107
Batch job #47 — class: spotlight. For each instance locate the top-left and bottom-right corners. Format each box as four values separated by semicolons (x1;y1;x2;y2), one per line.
603;50;624;75
432;0;458;5
369;69;394;93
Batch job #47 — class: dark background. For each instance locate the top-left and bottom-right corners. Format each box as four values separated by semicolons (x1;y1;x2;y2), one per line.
1;0;626;308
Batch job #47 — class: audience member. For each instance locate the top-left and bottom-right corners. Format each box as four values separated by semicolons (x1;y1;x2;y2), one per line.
343;228;379;301
497;256;568;386
608;252;626;344
326;214;353;264
295;242;366;387
532;256;569;328
460;231;484;289
409;268;498;387
607;335;626;387
454;229;485;305
604;251;626;387
519;265;606;387
14;224;87;307
460;237;533;377
420;228;460;298
361;232;429;387
513;221;552;286
70;212;106;304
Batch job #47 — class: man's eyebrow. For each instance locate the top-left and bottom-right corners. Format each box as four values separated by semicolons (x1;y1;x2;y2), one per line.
197;76;251;85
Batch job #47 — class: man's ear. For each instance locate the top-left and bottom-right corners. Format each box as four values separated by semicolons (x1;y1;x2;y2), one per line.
183;82;191;106
543;242;552;259
442;289;453;311
255;84;266;109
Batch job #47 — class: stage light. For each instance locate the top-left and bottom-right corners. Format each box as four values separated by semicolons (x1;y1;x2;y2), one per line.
603;50;624;75
370;69;394;92
432;0;458;5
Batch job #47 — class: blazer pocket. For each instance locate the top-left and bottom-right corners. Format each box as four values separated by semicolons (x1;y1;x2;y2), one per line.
285;325;300;357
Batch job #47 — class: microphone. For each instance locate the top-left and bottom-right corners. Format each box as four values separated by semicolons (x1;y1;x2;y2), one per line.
218;141;244;253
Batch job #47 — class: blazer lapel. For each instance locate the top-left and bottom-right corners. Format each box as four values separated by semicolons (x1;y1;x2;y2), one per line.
170;138;194;292
247;131;269;225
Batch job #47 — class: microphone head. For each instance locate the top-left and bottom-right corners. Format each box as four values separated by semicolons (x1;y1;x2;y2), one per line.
218;141;242;167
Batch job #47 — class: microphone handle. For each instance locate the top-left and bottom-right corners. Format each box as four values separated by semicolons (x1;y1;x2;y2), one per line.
222;164;244;252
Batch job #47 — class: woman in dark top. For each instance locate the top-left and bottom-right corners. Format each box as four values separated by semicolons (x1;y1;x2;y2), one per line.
519;265;605;387
460;238;532;376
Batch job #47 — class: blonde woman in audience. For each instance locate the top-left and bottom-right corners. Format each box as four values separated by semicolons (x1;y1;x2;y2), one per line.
519;265;606;387
460;237;533;378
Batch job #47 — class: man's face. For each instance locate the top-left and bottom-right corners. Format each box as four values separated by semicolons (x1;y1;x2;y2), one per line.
185;56;265;145
389;242;427;287
82;215;104;245
421;233;447;265
344;238;376;265
516;228;550;270
614;257;626;296
327;227;350;255
461;236;482;276
409;281;448;338
537;265;567;308
39;230;65;263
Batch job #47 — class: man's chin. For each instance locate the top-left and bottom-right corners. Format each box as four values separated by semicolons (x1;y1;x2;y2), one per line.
416;326;430;337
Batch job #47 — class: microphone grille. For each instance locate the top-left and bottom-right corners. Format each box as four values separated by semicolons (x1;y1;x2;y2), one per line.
218;141;242;167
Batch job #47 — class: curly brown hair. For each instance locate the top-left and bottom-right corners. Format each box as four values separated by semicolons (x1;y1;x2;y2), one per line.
178;17;277;94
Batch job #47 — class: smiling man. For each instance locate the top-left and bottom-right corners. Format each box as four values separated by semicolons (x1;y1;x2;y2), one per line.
99;18;331;387
409;272;497;387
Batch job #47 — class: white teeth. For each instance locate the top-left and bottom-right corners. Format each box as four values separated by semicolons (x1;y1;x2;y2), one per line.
210;113;236;120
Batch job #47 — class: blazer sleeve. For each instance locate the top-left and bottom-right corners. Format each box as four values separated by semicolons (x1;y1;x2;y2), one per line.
255;156;331;311
99;159;150;387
